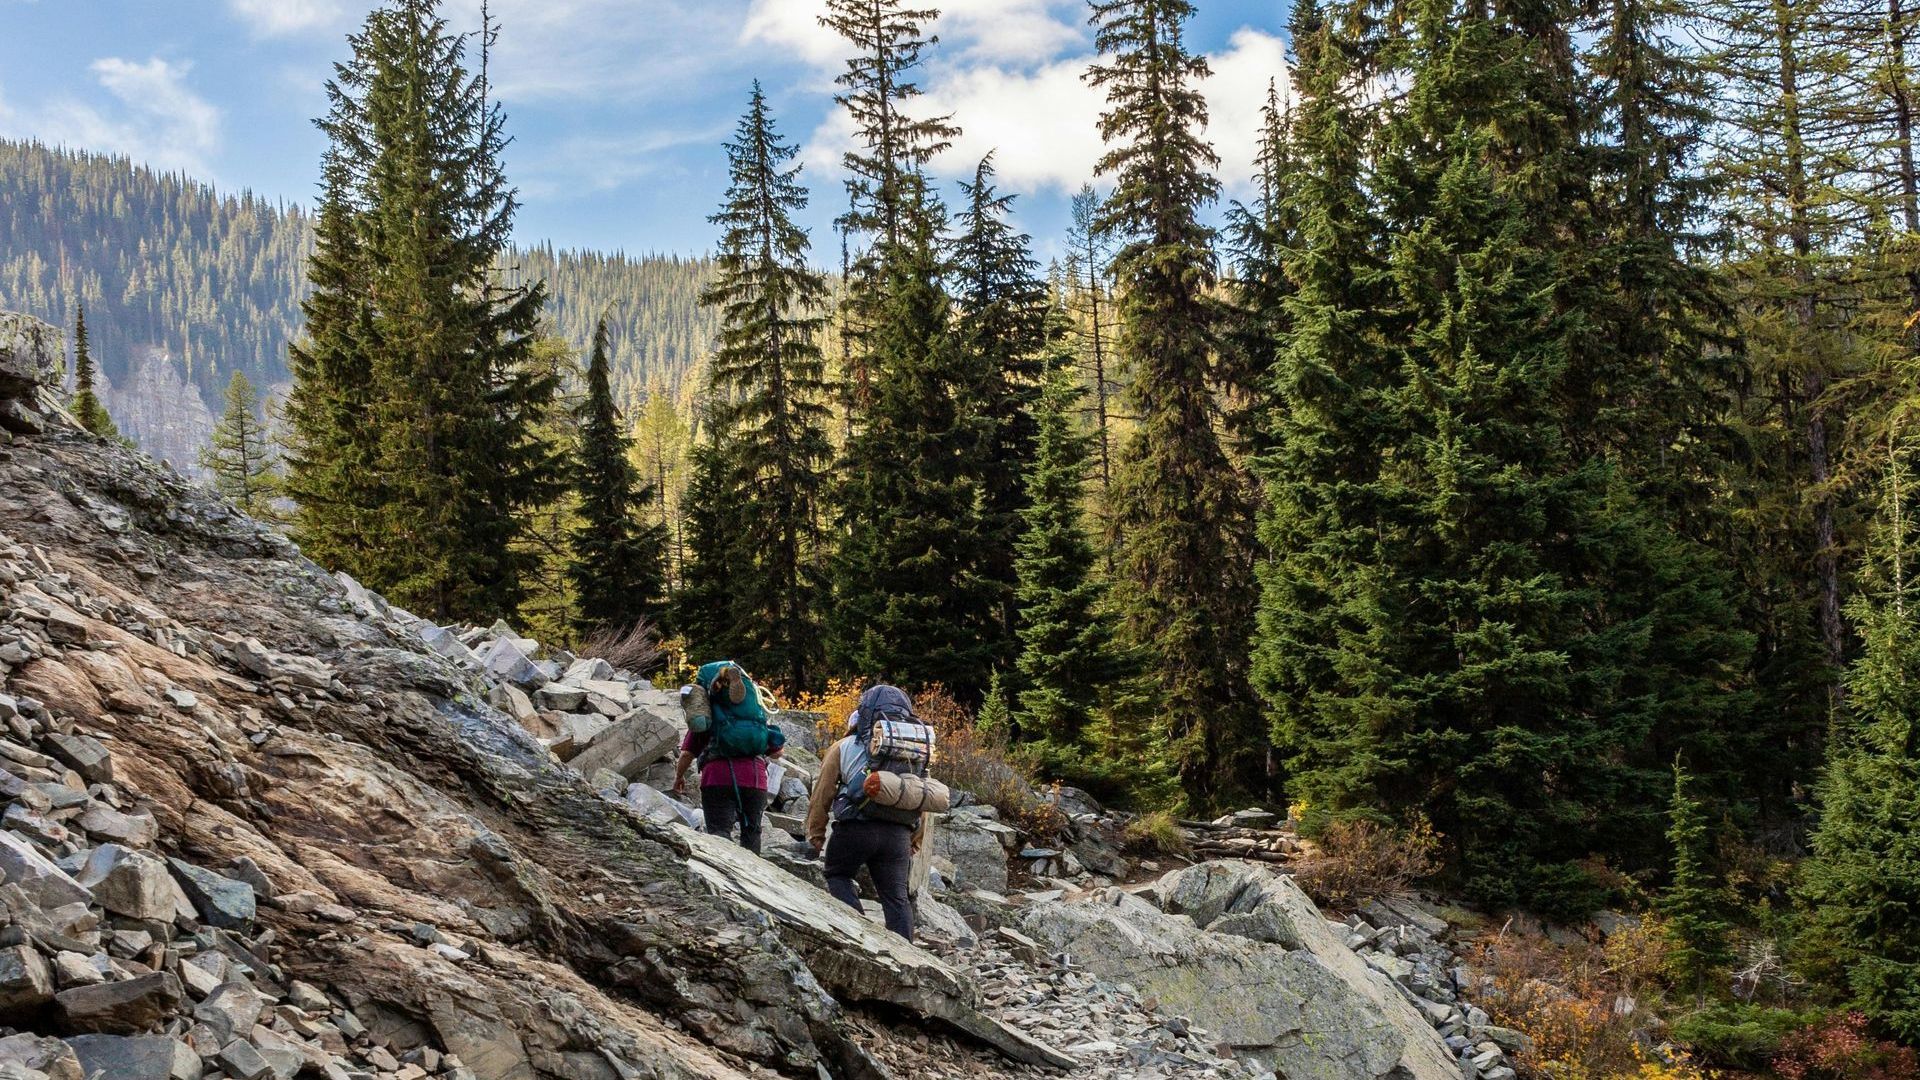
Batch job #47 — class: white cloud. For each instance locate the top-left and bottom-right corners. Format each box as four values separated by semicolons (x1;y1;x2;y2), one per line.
443;0;747;103
226;0;349;37
521;123;732;199
743;0;1085;71
1203;28;1293;192
0;57;223;179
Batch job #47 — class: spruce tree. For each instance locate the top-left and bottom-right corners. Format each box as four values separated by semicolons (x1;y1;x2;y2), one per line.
698;84;834;693
953;153;1051;663
568;318;668;641
1796;428;1920;1041
829;194;995;698
68;303;122;441
1064;185;1119;516
1661;758;1734;997
679;432;754;662
1222;79;1301;457
200;370;282;520
1087;0;1257;808
1013;365;1127;781
285;0;556;622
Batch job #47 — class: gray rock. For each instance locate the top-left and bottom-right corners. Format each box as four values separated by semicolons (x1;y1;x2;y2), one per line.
39;734;112;786
930;814;1009;894
0;831;92;909
214;1039;273;1080
229;638;332;689
74;803;157;848
0;944;55;1011
226;857;275;901
562;657;615;684
479;637;543;687
0;314;61;409
192;981;268;1041
63;1034;201;1080
566;704;680;781
1018;870;1462;1080
535;686;587;713
622;784;681;826
76;845;172;921
0;1034;81;1080
167;859;255;929
56;971;184;1033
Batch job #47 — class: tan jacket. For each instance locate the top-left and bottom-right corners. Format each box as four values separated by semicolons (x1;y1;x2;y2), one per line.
805;737;929;854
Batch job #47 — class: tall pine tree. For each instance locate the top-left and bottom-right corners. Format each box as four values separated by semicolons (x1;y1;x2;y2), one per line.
568;318;667;642
200;370;282;521
68;303;121;441
698;84;834;693
1088;0;1257;808
284;0;556;622
1660;757;1734;997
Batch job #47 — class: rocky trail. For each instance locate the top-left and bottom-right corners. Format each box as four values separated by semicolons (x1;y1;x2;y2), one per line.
0;311;1529;1080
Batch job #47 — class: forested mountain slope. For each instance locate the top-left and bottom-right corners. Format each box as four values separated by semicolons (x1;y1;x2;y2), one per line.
0;140;717;469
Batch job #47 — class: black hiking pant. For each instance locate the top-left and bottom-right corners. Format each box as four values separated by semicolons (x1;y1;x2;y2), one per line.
701;785;768;855
824;819;915;941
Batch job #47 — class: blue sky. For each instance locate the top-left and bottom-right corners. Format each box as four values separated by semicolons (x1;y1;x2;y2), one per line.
0;0;1292;261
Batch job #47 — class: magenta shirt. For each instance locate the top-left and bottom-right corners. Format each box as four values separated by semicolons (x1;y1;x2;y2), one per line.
680;730;770;791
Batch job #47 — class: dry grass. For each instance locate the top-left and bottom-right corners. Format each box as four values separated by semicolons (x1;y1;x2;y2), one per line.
578;617;664;675
1291;817;1442;911
1122;809;1190;856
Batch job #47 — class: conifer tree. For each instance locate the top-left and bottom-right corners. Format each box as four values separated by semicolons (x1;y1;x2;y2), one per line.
698;84;834;693
679;433;754;662
953;154;1051;660
1087;0;1257;807
1796;426;1920;1041
1660;758;1734;997
1064;185;1119;513
1223;79;1301;456
284;0;556;622
200;370;282;520
829;196;995;698
68;303;122;440
568;318;667;640
1013;365;1127;779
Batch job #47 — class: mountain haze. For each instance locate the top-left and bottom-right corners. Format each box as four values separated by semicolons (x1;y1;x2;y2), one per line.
0;139;719;470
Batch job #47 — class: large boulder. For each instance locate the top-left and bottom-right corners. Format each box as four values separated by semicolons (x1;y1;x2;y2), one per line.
0;831;91;909
1017;869;1462;1080
566;702;681;780
929;813;1010;895
62;1034;199;1080
0;313;61;433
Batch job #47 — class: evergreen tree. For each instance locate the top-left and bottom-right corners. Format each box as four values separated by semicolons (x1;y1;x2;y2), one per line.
698;84;834;693
829;196;995;698
199;370;282;520
1088;0;1257;808
953;153;1051;663
68;303;121;440
1013;365;1127;782
1064;184;1119;516
1661;758;1734;997
1796;425;1920;1041
284;0;557;622
568;318;668;640
1223;79;1301;457
679;432;754;662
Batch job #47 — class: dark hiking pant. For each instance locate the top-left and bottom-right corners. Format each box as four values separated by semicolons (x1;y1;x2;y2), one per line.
701;785;768;855
824;819;915;941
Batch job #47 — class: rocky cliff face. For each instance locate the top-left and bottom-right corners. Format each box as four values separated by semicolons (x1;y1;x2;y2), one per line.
0;314;1495;1080
97;347;220;479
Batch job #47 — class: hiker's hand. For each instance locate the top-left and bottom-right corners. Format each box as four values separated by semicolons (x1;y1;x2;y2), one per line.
670;778;686;798
808;841;822;859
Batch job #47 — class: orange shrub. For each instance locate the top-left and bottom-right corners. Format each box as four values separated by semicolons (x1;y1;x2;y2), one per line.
1474;932;1644;1079
1292;817;1442;911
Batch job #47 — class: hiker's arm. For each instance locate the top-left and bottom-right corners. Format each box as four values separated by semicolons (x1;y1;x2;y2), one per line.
669;748;696;796
910;807;928;856
806;741;840;852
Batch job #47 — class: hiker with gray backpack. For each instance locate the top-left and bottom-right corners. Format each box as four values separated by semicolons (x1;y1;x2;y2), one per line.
805;684;950;941
671;660;786;854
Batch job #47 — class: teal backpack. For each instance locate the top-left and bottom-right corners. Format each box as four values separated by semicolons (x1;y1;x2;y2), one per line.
693;660;782;760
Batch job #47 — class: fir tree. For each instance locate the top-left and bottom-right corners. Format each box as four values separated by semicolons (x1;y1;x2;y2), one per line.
1223;79;1301;457
829;196;995;698
1013;365;1127;782
286;0;557;622
568;318;668;641
953;153;1051;663
1796;426;1920;1041
200;370;282;520
679;432;754;663
68;303;121;440
1088;0;1258;808
698;84;835;693
1660;758;1734;997
1064;184;1119;516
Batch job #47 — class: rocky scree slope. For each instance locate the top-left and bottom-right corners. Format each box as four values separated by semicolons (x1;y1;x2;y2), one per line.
0;310;1493;1080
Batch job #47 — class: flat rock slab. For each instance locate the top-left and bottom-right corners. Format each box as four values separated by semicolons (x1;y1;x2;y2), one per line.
56;971;183;1033
63;1034;200;1080
677;825;1072;1070
167;858;255;929
0;831;91;909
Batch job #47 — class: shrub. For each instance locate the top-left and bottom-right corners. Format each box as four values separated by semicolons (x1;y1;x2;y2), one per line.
1122;809;1189;856
916;686;1067;839
1671;1003;1823;1070
578;617;663;675
1774;1012;1920;1080
789;677;866;746
1473;932;1643;1079
1292;817;1441;911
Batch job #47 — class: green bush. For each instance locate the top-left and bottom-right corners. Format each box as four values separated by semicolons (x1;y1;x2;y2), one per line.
1670;1003;1825;1070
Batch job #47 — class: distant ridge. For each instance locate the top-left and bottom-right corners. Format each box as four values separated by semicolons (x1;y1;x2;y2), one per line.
0;139;719;468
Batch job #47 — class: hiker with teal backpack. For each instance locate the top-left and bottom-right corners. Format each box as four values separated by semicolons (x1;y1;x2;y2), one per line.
670;661;785;854
805;685;949;941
